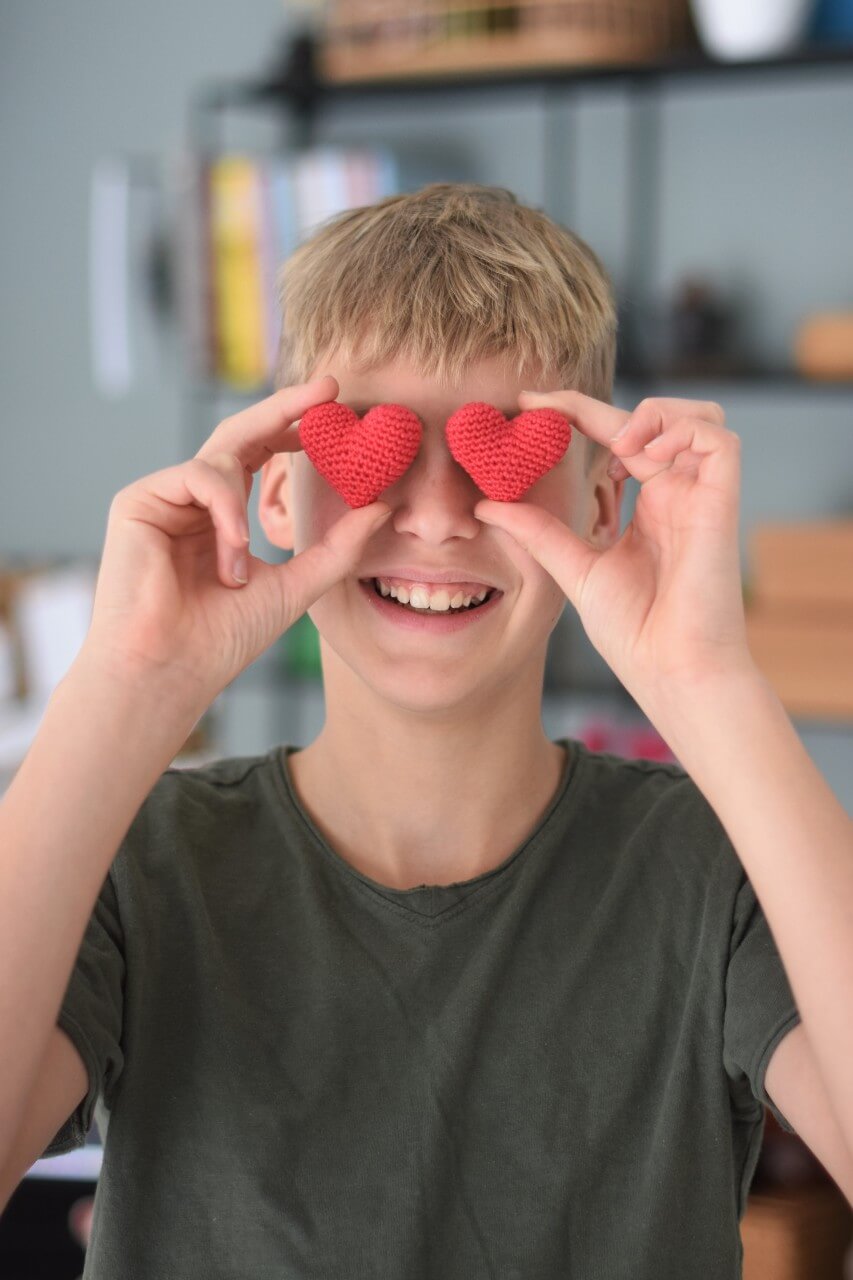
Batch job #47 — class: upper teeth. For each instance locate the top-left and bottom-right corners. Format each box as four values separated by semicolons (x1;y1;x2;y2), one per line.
376;578;490;611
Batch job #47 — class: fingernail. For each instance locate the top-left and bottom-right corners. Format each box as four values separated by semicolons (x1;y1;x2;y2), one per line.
232;552;248;583
610;418;631;442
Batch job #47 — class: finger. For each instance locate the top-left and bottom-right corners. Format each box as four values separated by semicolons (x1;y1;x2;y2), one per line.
606;456;632;483
519;388;630;444
118;457;252;589
473;498;599;611
642;420;742;496
249;502;394;629
608;396;726;458
519;389;725;453
622;414;734;480
195;375;339;476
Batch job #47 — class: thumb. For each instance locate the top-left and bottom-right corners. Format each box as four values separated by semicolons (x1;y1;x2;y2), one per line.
266;501;393;629
474;499;599;611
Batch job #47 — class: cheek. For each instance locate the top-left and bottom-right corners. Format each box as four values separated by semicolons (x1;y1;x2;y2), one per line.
525;457;574;519
504;466;574;618
292;458;350;553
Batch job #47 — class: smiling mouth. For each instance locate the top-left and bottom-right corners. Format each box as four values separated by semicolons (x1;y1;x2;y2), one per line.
360;577;499;614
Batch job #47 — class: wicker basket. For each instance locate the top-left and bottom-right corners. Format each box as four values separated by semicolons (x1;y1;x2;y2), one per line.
319;0;696;83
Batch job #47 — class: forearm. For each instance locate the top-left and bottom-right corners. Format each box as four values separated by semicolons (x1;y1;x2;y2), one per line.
0;648;201;1162
648;663;853;1158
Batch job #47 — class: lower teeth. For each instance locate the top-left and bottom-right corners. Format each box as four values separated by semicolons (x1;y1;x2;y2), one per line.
396;599;478;614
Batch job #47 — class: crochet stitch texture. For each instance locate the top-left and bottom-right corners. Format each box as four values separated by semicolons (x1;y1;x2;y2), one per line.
298;402;423;508
445;402;572;502
298;400;572;507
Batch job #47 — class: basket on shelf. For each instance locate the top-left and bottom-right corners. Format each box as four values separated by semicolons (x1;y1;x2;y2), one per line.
319;0;697;83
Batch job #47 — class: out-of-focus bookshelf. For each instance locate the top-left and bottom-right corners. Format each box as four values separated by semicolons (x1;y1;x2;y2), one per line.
184;26;853;436
175;11;853;731
2;510;852;796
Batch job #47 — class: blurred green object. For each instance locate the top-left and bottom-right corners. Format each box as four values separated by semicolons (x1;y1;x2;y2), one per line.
281;611;323;679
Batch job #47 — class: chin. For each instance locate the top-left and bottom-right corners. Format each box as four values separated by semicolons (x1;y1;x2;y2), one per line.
309;595;552;721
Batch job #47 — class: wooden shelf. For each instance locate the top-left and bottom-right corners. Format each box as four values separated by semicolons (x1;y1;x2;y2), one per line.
196;40;853;112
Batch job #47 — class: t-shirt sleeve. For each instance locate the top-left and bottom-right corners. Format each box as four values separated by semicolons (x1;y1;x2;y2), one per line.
722;867;801;1134
41;865;126;1156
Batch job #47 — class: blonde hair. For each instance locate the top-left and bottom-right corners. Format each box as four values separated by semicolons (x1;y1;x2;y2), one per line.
275;181;617;475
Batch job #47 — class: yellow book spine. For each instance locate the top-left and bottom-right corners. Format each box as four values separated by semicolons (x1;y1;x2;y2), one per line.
209;157;267;389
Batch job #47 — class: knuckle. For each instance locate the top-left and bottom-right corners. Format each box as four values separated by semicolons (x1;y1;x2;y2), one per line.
108;489;129;519
190;455;229;488
110;479;145;509
206;450;242;475
636;397;662;420
185;457;214;484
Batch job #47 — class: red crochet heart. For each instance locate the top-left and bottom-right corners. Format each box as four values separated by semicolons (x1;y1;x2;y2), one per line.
445;402;572;502
298;402;423;508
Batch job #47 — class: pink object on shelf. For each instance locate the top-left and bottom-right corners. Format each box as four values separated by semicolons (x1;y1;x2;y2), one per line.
576;717;678;766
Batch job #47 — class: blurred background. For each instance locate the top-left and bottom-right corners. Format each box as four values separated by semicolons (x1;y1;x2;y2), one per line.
1;0;852;1276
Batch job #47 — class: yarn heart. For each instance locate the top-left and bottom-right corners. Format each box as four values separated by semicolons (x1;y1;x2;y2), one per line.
445;402;572;502
298;402;423;508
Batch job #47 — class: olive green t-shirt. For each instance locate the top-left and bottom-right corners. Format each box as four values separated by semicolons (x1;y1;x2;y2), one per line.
44;737;800;1279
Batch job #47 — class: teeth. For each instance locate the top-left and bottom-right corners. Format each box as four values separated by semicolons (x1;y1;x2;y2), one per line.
374;578;491;612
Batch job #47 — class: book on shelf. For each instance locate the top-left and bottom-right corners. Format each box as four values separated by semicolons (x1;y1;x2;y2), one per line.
175;153;216;387
209;157;269;389
198;147;401;391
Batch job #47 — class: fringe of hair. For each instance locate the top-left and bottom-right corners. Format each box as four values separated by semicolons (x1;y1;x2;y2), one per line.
274;182;618;474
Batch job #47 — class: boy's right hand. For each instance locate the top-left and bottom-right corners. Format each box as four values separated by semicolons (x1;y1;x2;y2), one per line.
79;375;390;712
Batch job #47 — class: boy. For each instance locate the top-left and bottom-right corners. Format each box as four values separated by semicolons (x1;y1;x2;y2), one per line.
1;182;851;1278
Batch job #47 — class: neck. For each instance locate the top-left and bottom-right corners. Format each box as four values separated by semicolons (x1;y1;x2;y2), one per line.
286;651;568;891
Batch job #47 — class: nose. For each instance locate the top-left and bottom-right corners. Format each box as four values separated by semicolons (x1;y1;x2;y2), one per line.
386;434;482;543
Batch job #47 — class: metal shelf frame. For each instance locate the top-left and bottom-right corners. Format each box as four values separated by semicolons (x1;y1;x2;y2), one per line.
185;35;853;449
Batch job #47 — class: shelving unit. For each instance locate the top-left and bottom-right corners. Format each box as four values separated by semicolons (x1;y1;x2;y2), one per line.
183;33;853;752
186;34;853;448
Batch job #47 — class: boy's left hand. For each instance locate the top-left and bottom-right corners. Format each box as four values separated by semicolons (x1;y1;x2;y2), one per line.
473;390;758;709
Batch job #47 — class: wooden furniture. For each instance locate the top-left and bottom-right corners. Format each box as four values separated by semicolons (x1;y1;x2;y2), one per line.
744;520;853;723
319;0;694;83
742;1182;852;1279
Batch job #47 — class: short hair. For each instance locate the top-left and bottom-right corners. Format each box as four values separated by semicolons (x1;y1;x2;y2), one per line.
274;181;617;476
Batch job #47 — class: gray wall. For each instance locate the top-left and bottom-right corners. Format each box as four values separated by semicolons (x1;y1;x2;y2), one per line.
1;0;288;554
2;4;851;802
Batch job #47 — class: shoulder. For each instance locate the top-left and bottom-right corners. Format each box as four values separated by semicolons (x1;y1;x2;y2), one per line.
111;747;282;884
153;747;277;811
569;741;740;898
571;739;718;832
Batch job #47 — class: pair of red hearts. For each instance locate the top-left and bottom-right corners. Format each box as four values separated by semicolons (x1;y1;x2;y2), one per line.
297;401;573;508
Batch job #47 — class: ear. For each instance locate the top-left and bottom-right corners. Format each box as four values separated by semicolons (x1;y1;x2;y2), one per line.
587;468;626;552
258;452;296;551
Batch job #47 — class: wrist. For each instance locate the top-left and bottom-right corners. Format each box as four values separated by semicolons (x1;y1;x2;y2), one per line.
61;645;209;744
641;658;779;768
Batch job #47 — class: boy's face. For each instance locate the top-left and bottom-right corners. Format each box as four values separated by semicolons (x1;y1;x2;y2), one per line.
259;351;624;715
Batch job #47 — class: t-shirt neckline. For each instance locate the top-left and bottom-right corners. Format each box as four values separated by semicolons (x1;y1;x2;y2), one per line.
266;736;584;919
